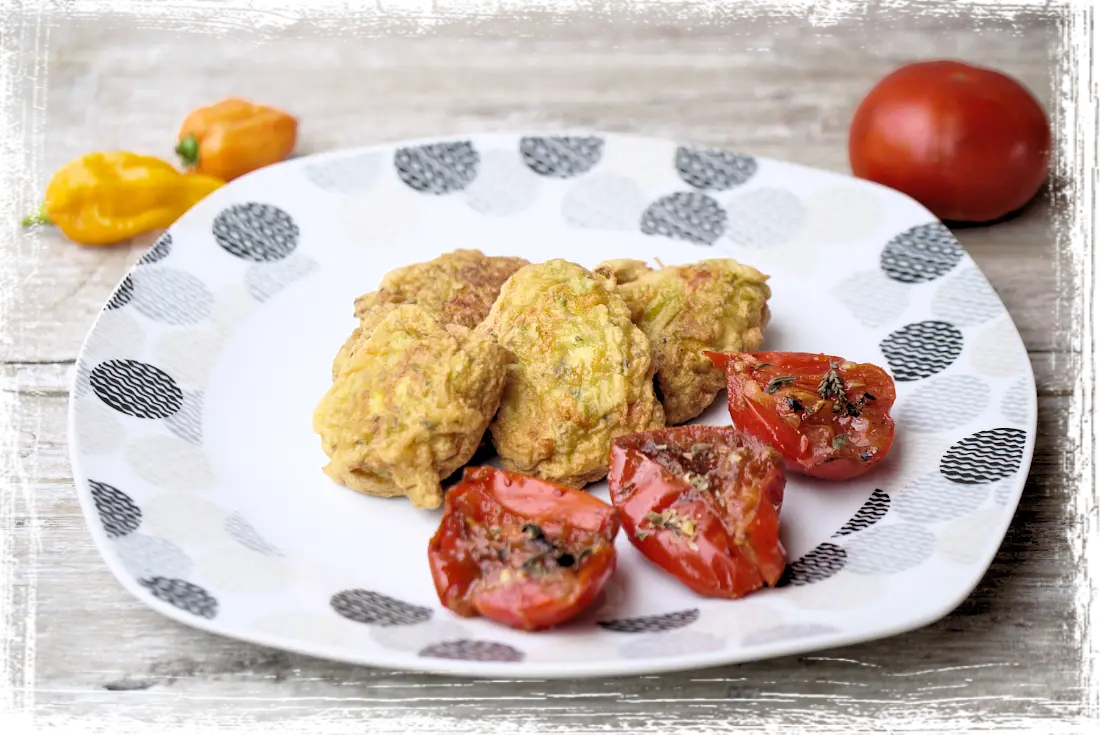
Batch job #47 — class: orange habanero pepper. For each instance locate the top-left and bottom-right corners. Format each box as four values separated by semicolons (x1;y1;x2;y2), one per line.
176;98;298;182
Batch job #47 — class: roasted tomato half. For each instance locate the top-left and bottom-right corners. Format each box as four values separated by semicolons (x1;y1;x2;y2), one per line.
708;351;897;481
608;426;786;599
428;466;620;631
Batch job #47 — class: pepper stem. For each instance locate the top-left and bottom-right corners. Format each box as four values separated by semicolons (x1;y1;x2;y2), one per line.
21;204;52;227
175;133;200;169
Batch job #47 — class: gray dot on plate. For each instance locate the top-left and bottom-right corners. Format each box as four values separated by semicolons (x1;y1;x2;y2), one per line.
675;146;757;190
1001;377;1032;425
561;173;647;230
724;187;806;248
879;320;963;381
106;275;134;310
130;268;213;326
939;428;1027;484
114;533;193;580
245;255;320;302
165;390;204;445
843;524;936;575
931;267;1003;327
774;542;847;587
464;150;542;217
140;577;218;619
597;608;700;633
520;135;604;178
330;589;432;626
640;191;727;245
891;472;992;524
213;203;300;262
91;359;183;419
304;152;382;194
419;639;524;662
895;374;991;433
224;512;283;556
138;232;172;265
880;222;964;284
90;480;141;538
394;142;479;194
742;623;840;647
832;489;891;537
831;269;911;329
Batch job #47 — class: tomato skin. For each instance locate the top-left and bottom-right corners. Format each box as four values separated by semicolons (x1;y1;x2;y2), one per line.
608;426;786;599
708;351;896;481
427;466;619;631
849;60;1050;223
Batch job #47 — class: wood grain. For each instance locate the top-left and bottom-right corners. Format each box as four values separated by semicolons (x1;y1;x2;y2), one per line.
2;4;1079;730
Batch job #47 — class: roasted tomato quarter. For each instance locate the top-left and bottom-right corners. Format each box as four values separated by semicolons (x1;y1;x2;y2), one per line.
608;426;787;600
427;466;620;631
707;351;897;481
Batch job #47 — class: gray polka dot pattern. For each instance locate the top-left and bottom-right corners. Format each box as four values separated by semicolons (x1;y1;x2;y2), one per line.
213;203;300;262
165;390;204;445
138;233;172;265
90;480;141;538
520;136;603;178
940;428;1027;484
724;187;806;249
880;222;964;283
419;640;523;662
331;589;432;626
464;150;541;216
395;142;479;194
598;609;700;633
833;490;891;537
140;577;218;619
225;512;283;556
641;191;727;245
114;533;192;580
561;174;646;230
993;478;1013;506
844;524;936;574
130;268;213;326
106;275;134;310
620;630;724;659
675;146;757;190
1001;378;1032;425
831;269;911;329
880;321;963;381
91;359;183;419
775;543;847;586
895;375;991;433
743;623;840;647
932;267;1002;326
304;152;381;193
892;472;992;523
245;255;320;302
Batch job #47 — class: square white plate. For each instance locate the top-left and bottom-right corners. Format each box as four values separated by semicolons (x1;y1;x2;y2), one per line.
69;132;1037;678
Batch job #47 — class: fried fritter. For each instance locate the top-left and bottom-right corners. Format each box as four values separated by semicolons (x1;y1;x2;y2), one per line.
333;249;528;379
313;304;510;509
353;249;529;328
477;259;664;487
608;258;771;425
593;259;654;285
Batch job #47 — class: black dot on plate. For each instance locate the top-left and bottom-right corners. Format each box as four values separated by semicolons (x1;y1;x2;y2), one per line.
640;191;727;245
212;203;299;262
90;359;183;419
520;136;604;178
89;480;141;538
140;577;218;619
675;146;758;190
394;142;480;194
774;542;847;587
330;589;432;626
879;320;963;381
832;489;891;538
597;608;700;633
419;640;524;662
139;232;172;265
880;222;964;284
106;275;134;310
940;428;1027;484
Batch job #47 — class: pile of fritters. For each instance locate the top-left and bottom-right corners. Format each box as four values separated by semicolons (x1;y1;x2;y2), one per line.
313;248;771;509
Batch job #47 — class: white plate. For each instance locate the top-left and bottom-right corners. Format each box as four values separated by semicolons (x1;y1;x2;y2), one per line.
69;132;1037;678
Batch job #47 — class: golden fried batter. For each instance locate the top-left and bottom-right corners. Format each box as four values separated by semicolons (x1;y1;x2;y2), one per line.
611;259;771;425
477;259;664;487
314;304;510;509
353;249;529;328
593;259;654;286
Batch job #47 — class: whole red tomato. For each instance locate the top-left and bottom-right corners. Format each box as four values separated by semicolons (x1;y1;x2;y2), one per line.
427;466;620;631
849;60;1050;223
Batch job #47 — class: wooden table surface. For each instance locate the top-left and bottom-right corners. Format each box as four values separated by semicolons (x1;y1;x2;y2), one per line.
1;4;1085;733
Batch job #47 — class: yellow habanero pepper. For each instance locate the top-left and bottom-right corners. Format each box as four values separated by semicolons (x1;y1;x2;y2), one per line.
176;98;298;182
25;152;223;246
